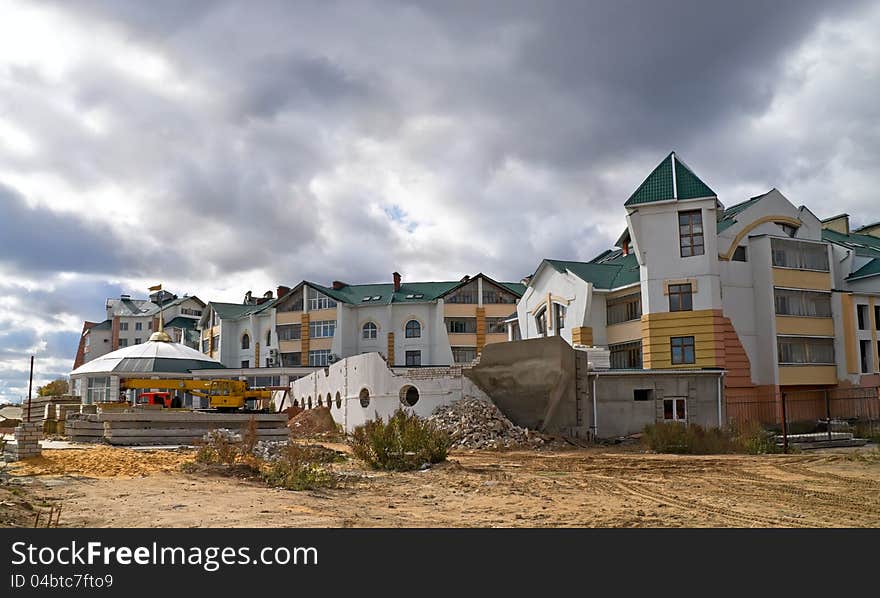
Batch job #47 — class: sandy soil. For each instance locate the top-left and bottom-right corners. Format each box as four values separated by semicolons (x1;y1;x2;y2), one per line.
3;445;880;528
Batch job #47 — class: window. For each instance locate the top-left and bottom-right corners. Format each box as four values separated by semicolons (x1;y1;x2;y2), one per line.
241;333;250;350
181;308;202;317
452;347;477;363
606;294;642;325
670;336;695;365
212;335;219;351
309;320;336;338
777;336;835;365
335;392;342;409
307;287;336;311
135;322;143;331
405;350;421;366
610;341;642;369
400;385;420;407
553;303;566;330
663;398;687;422
133;338;142;345
857;305;869;330
535;306;547;336
266;330;271;346
281;352;301;367
446;281;477;304
241;360;249;368
201;338;209;353
405;320;421;338
446;318;476;334
774;289;831;317
362;322;378;339
668;283;693;312
771;238;829;271
86;376;110;404
678;210;704;257
633;389;654;401
120;322;129;331
487;318;507;334
780;223;798;237
859;340;873;374
148;321;152;330
876;306;880;330
732;246;748;262
482;289;517;304
119;338;129;348
277;324;301;341
308;349;331;367
359;388;370;408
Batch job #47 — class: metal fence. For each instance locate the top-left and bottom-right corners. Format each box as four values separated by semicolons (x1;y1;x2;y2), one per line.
726;386;880;436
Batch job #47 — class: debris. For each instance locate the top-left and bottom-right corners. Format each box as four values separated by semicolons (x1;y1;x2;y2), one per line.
427;398;544;450
288;407;337;437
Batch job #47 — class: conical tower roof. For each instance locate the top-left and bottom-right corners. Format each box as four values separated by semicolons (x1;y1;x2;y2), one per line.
70;337;225;376
624;152;716;207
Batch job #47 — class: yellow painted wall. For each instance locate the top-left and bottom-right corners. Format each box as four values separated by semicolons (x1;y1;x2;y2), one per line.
571;326;593;346
778;365;837;386
278;340;302;353
476;307;486;351
605;285;641;300
606;320;642;345
775;316;835;336
308;308;337;322
641;309;722;369
443;303;477;317
448;333;478;346
309;337;332;351
387;332;395;364
772;268;831;291
483;303;519;317
841;293;859;374
484;333;509;345
300;313;310;358
275;311;301;325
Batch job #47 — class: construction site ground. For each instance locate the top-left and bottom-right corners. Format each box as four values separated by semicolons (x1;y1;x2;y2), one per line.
3;443;880;528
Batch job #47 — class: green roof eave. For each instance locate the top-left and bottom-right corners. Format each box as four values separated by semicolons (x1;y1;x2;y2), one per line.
624;152;715;207
847;258;880;281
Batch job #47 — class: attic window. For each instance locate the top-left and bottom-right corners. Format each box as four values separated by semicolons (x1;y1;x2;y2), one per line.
732;246;748;262
406;294;415;299
371;295;381;300
414;294;423;299
780;223;798;237
362;296;371;301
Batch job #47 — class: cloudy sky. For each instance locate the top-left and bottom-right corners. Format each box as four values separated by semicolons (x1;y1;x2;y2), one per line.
1;0;878;402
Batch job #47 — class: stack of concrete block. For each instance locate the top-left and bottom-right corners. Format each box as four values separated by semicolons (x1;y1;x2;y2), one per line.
5;422;42;461
102;412;289;446
65;413;104;443
20;396;80;428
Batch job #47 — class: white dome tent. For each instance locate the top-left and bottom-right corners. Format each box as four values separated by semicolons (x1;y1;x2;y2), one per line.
70;328;225;406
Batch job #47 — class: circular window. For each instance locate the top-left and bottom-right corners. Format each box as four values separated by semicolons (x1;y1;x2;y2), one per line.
335;391;342;409
359;388;370;408
399;385;420;407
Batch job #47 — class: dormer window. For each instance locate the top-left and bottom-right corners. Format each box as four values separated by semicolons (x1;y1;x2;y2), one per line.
678;210;704;257
780;223;798;237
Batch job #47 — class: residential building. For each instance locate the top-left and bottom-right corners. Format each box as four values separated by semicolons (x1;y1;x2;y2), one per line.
74;291;205;369
517;151;880;399
272;272;524;369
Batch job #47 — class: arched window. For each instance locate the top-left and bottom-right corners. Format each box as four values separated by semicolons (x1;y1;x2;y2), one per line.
266;330;271;346
318;397;323;407
405;320;421;338
307;396;312;409
326;393;332;409
241;333;250;350
359;388;370;408
335;391;342;409
362;321;378;339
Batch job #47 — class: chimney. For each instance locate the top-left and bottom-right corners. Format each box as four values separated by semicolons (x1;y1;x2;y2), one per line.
332;281;348;290
622;240;629;256
276;285;291;298
460;275;470;283
244;290;253;304
264;290;273;299
393;272;402;292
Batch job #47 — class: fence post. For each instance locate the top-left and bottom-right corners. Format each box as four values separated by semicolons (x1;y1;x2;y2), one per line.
825;389;832;441
780;391;788;454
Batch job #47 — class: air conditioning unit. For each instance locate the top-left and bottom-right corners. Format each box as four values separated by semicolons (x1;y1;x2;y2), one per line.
327;353;340;364
268;348;280;366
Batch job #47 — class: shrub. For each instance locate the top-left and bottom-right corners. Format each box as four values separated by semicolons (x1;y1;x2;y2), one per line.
351;409;450;471
642;421;783;455
261;444;337;490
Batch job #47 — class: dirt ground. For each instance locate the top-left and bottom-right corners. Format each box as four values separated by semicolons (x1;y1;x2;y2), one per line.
3;444;880;528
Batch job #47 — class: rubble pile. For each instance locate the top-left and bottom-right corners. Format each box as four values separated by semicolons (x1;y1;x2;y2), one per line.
288;407;337;437
428;397;544;449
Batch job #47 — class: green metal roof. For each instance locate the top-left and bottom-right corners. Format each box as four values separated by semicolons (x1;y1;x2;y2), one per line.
305;275;525;307
546;251;640;290
91;319;112;331
208;299;276;320
822;228;880;259
624;152;715;207
164;316;198;330
848;258;880;281
716;190;773;233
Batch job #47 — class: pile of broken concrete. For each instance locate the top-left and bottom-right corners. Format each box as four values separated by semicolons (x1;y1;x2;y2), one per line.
428;397;544;449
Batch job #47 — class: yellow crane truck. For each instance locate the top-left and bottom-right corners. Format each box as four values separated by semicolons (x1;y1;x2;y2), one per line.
120;378;274;412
